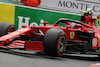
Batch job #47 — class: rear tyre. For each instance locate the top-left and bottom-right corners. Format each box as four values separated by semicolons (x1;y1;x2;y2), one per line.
0;22;16;36
43;29;67;56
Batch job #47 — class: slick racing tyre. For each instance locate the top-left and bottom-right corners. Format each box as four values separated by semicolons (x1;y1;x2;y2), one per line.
43;29;67;56
98;55;100;57
0;22;16;36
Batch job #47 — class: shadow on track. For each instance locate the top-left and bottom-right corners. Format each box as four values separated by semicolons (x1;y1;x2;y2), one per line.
0;49;63;60
0;49;100;61
62;55;100;61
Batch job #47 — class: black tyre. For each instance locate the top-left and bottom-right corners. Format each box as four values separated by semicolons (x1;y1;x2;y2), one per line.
98;55;100;57
0;22;16;36
43;29;67;56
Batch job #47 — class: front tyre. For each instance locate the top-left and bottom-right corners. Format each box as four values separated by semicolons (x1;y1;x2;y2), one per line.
0;22;16;36
43;29;67;56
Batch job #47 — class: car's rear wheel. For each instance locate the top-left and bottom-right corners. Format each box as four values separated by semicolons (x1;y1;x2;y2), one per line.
0;22;16;36
43;29;67;56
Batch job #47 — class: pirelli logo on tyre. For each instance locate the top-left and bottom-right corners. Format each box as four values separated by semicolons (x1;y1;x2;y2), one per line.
70;32;75;39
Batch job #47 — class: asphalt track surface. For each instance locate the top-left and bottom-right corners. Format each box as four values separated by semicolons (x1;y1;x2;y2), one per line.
0;49;100;67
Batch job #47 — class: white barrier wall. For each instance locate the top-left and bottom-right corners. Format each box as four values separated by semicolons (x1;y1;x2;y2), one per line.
39;0;100;16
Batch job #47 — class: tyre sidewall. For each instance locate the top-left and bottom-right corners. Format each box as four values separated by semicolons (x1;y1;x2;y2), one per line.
57;32;67;56
43;29;67;56
0;22;15;36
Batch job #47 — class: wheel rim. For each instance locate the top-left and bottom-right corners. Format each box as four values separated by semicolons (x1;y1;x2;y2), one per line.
7;26;16;33
58;36;66;53
8;28;15;32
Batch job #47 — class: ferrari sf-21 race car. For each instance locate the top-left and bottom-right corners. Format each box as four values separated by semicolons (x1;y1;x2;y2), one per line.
0;16;100;57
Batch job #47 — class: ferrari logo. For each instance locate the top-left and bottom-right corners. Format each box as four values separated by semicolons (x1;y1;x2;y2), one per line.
70;32;75;39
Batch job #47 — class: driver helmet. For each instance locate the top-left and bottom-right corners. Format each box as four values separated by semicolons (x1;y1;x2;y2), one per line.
87;8;92;14
82;8;92;15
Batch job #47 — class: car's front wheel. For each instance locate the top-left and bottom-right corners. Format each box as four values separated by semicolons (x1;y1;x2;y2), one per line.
0;22;16;36
43;29;67;56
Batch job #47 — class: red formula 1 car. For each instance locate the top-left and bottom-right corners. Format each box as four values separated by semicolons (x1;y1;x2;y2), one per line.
0;15;100;57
